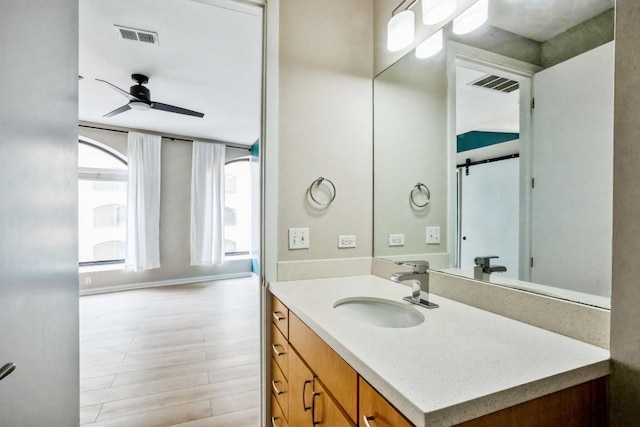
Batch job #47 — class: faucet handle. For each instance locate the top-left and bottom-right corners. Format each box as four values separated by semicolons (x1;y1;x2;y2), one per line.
395;260;429;273
474;256;498;268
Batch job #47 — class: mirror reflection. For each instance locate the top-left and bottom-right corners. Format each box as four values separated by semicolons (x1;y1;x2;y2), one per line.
374;0;614;309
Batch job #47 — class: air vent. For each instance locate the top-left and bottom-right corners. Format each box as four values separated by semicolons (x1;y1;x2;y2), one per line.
470;74;519;93
114;25;159;45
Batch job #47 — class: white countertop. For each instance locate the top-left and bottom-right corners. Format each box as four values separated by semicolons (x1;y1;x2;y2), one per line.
269;275;610;426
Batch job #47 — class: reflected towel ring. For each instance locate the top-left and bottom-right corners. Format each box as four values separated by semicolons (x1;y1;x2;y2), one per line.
309;177;336;206
410;183;430;208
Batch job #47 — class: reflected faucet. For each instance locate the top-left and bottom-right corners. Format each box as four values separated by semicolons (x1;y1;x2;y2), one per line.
391;260;438;309
473;256;507;281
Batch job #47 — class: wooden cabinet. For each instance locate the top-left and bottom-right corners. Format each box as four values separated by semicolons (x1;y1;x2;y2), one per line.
359;377;412;427
288;347;314;426
271;395;288;427
311;377;354;427
289;312;358;423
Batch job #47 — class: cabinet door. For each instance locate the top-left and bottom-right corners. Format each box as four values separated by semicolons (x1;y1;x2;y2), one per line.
359;377;413;427
312;378;354;427
288;348;315;426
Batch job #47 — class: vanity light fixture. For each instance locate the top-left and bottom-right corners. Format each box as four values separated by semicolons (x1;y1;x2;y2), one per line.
422;0;457;25
453;0;489;35
415;28;443;58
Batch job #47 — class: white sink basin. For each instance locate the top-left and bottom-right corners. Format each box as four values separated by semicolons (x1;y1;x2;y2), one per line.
333;297;425;328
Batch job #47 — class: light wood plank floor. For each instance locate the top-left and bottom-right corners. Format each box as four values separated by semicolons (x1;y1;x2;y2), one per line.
79;277;260;426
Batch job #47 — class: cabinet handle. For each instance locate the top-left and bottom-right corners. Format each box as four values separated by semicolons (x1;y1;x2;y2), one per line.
311;391;321;425
363;415;376;427
302;379;312;411
272;311;286;322
272;380;285;395
272;344;286;356
271;416;281;427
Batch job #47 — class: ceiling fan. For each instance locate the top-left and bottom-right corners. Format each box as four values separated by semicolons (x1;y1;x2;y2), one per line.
96;74;205;118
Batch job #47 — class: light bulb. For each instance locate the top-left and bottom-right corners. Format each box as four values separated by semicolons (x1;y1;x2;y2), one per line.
453;0;488;35
415;29;443;59
387;10;415;52
422;0;457;25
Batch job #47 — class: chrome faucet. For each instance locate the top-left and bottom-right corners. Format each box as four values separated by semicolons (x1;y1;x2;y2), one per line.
391;260;438;309
473;256;507;281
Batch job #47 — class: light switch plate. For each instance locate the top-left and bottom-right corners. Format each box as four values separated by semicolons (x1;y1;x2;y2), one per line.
289;228;309;249
338;235;356;248
388;234;405;246
426;226;440;244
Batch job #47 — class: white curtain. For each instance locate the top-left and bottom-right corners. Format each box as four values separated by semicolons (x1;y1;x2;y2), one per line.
191;141;226;265
125;132;162;271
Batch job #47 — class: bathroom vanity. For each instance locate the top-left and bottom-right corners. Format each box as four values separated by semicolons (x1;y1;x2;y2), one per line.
268;276;609;426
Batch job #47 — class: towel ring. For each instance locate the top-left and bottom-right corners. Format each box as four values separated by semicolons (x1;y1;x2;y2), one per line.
309;177;336;206
410;183;430;208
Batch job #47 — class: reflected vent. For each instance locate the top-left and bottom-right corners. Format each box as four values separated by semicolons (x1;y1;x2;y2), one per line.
114;25;159;45
470;74;519;93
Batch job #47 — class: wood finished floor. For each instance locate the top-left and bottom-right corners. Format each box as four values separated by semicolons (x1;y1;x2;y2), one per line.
79;277;260;426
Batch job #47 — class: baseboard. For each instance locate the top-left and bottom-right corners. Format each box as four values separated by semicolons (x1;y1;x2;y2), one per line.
79;272;253;296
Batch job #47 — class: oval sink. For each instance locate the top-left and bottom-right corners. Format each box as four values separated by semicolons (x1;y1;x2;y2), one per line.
333;297;425;328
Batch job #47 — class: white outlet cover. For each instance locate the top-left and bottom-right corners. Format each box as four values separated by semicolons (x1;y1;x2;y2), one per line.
388;234;405;246
426;226;440;244
338;235;356;248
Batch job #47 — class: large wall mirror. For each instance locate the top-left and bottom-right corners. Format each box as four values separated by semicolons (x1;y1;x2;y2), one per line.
373;0;614;309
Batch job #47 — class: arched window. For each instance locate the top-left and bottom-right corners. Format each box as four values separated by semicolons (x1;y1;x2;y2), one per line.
78;138;128;266
224;157;251;255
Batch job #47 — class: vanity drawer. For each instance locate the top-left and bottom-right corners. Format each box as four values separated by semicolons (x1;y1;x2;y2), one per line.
271;358;289;421
271;391;288;427
272;295;289;338
289;312;358;423
271;323;289;379
359;377;413;427
311;377;353;427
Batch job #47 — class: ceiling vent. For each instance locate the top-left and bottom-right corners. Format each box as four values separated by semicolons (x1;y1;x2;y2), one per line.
114;25;159;45
469;74;519;93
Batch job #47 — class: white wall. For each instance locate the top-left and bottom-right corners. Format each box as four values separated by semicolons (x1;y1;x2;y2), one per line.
277;0;373;272
0;0;79;424
78;125;252;292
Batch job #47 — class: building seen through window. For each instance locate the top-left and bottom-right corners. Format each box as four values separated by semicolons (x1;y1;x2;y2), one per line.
78;139;128;265
224;158;251;255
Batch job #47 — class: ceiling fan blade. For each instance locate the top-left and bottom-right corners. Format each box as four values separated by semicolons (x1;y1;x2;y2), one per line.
103;104;132;117
151;102;204;118
95;79;142;102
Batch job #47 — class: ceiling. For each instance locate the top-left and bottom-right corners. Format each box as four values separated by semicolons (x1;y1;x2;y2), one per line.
488;0;614;42
79;0;263;146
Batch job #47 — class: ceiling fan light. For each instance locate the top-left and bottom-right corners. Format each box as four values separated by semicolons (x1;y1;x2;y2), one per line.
387;10;415;52
453;0;488;35
129;101;151;111
422;0;457;25
415;29;443;59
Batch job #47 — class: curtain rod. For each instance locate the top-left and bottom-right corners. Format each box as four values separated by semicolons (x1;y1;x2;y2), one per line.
78;124;253;151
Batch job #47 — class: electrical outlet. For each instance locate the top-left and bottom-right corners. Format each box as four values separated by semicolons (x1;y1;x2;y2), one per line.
289;228;310;249
338;235;356;248
426;226;440;244
388;234;405;246
84;276;92;285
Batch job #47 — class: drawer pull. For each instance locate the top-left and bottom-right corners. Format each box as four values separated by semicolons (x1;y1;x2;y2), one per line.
302;379;312;411
272;380;285;395
363;415;376;427
272;311;286;322
311;391;321;425
272;343;286;356
271;416;281;427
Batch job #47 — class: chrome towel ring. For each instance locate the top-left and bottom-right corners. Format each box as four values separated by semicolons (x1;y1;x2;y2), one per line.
410;182;430;207
309;177;336;206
